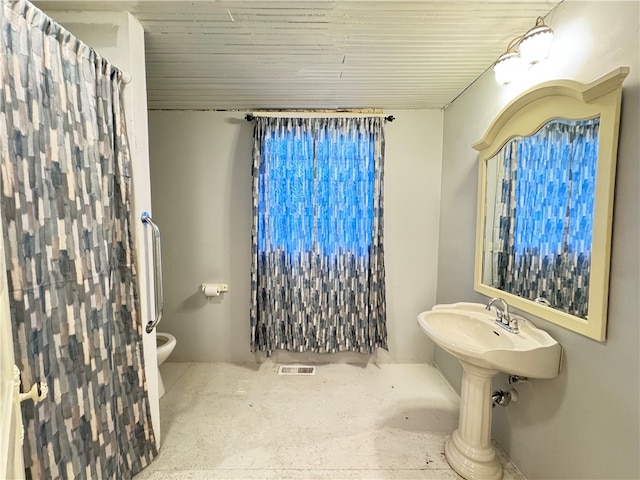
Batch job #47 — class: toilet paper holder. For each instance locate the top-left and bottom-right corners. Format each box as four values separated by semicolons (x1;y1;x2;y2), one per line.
201;283;229;297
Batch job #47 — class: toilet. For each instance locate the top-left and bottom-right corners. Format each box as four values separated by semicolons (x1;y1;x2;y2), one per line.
156;332;176;398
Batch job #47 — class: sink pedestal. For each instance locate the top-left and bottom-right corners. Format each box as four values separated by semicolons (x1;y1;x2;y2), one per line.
445;361;502;480
418;305;562;478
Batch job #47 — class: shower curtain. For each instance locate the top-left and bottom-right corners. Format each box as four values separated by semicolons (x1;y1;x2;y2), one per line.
0;1;157;478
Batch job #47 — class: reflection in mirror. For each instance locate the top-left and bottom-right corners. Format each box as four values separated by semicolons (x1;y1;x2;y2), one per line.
483;118;600;319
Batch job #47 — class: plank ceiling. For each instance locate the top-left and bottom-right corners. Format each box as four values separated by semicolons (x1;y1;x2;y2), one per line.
34;1;562;110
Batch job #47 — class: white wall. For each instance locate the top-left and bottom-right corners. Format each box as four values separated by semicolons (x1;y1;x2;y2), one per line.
42;11;161;444
437;2;639;479
148;110;443;364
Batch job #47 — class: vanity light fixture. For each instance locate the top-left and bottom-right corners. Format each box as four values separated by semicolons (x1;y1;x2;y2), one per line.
493;16;554;85
493;37;526;86
519;16;554;65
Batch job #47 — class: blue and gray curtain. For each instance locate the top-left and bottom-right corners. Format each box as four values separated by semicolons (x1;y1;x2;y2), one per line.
489;118;599;318
250;117;387;355
1;1;156;478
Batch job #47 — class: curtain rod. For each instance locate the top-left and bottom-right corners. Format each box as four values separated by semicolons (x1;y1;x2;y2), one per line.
21;3;132;85
244;113;394;122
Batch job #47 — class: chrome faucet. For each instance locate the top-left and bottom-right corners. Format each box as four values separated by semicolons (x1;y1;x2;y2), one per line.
485;297;519;333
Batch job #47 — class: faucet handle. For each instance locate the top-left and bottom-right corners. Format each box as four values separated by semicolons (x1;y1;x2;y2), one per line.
508;317;519;332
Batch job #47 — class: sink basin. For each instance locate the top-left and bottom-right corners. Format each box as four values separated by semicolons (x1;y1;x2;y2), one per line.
418;302;562;379
417;302;562;480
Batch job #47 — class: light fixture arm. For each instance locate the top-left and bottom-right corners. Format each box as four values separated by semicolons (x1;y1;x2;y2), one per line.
504;35;524;54
524;16;551;37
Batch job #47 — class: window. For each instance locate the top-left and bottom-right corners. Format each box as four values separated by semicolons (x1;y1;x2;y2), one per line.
250;117;387;355
258;120;375;256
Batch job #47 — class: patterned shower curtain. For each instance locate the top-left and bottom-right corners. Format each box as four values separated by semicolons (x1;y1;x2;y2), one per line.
489;119;599;318
250;117;387;355
0;1;157;478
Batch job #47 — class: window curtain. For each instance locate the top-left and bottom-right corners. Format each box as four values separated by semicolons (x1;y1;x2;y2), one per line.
491;119;599;318
0;1;157;478
250;117;387;355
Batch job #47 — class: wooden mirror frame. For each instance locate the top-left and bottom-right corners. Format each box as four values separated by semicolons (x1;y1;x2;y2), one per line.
473;67;629;341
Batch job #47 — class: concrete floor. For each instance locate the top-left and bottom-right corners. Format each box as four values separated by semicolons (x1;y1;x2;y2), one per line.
135;362;525;479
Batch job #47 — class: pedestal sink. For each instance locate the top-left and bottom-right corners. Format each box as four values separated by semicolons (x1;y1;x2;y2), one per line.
417;302;562;480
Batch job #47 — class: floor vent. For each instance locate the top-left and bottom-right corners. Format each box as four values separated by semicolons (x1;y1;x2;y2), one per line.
277;365;316;376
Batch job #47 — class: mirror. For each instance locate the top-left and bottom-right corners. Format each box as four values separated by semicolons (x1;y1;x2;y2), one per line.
473;68;629;341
